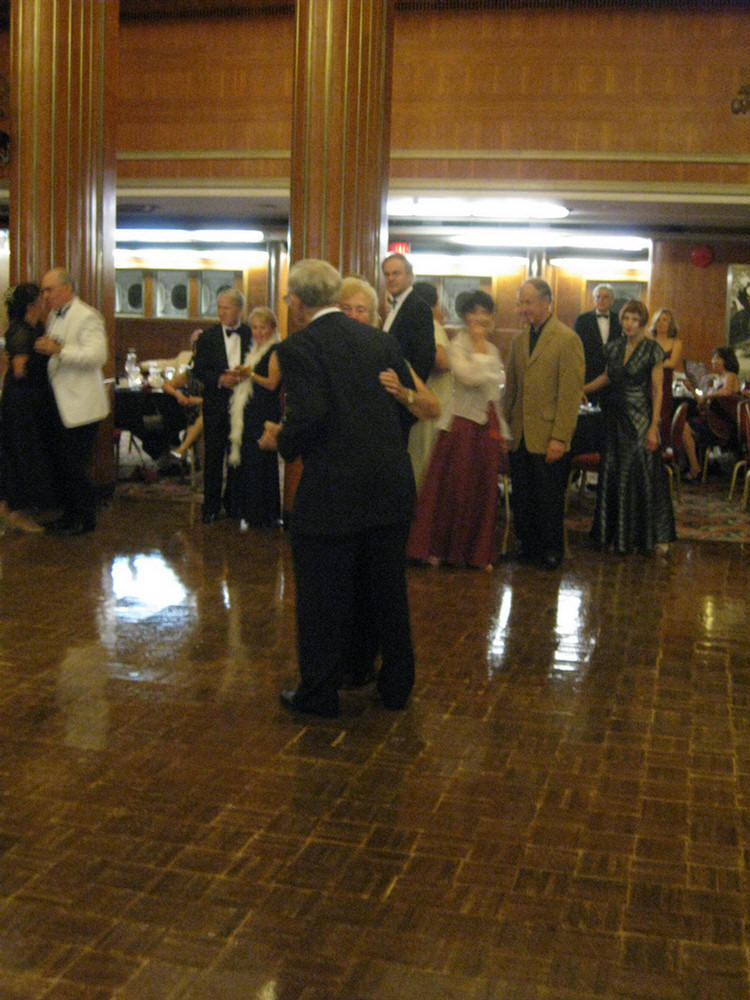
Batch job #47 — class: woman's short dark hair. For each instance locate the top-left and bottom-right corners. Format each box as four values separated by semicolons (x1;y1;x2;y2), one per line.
457;289;494;318
619;299;649;327
5;282;40;322
713;345;740;373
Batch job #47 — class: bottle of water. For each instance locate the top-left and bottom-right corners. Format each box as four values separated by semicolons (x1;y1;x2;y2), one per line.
125;348;141;388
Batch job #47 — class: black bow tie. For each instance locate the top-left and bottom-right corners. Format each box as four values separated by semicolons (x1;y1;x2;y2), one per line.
225;328;239;335
596;313;609;319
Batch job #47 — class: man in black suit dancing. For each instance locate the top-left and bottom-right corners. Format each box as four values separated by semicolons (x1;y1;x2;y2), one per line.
574;283;623;405
192;288;251;523
259;259;417;718
381;252;435;382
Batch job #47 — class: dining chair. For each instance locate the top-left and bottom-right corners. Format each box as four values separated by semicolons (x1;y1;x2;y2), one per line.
563;451;600;556
497;447;511;555
728;400;750;504
565;451;600;509
662;401;689;503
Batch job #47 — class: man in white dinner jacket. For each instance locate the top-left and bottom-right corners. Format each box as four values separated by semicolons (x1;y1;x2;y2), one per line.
35;268;109;535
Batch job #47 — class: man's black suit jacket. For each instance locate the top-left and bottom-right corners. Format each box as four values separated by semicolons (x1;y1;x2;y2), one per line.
573;309;623;386
277;310;415;536
192;322;252;426
386;288;435;382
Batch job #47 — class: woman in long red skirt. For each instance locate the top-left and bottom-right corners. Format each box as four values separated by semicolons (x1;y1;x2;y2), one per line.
407;290;507;571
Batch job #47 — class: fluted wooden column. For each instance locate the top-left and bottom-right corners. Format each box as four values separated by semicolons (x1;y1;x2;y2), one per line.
10;0;118;486
285;0;394;518
289;0;394;287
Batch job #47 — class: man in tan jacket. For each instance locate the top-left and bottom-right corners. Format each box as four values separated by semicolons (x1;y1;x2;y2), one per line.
504;278;585;568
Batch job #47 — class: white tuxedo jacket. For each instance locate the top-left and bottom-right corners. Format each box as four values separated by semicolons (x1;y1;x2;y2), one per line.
46;295;109;428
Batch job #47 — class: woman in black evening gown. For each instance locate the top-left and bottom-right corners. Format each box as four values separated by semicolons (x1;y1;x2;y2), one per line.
227;307;282;529
1;283;62;532
584;299;675;556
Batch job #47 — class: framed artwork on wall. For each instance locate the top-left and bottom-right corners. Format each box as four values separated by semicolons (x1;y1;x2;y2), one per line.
156;271;189;318
421;275;493;324
200;270;236;316
726;265;750;379
115;269;144;316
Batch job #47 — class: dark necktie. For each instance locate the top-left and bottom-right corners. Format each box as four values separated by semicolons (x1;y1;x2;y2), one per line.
529;326;540;355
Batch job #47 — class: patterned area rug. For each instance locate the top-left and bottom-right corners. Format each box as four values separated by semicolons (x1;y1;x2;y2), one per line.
565;477;750;543
119;471;750;543
116;435;748;543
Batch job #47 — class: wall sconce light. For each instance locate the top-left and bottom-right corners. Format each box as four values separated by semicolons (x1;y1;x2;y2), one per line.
731;85;750;114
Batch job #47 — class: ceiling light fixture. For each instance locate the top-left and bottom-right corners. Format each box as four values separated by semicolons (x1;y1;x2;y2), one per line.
388;196;569;221
114;248;269;269
448;229;651;253
116;228;264;244
407;253;527;276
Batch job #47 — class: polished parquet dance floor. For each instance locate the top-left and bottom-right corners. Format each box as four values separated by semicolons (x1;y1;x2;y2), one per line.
2;492;750;1000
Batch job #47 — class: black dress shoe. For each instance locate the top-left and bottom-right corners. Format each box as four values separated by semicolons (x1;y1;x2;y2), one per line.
279;689;339;718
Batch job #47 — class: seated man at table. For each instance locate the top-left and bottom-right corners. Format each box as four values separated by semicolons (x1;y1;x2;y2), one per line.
192;290;251;523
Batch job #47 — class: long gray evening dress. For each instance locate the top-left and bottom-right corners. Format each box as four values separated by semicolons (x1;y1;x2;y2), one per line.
591;336;675;554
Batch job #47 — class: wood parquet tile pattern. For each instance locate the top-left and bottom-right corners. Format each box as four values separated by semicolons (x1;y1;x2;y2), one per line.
1;497;750;1000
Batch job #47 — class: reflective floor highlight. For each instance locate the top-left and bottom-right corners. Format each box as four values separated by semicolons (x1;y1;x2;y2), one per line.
1;495;750;999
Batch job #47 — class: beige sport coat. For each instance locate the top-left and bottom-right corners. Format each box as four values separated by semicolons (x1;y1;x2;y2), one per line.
503;313;585;454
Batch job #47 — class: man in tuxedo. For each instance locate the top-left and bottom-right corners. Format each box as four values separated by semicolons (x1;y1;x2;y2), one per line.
192;288;251;523
35;268;109;535
504;278;585;569
381;252;435;382
574;283;622;404
259;258;416;718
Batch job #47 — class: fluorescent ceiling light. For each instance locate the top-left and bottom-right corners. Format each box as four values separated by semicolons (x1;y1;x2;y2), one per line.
448;229;651;252
548;257;651;280
408;253;526;276
115;248;269;269
116;228;264;244
388;197;570;221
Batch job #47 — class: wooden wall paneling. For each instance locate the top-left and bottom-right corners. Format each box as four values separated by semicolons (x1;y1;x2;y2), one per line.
188;272;199;316
551;269;587;331
389;8;750;191
116;15;295;185
143;272;155;316
244;264;268;311
650;240;750;371
492;267;527;362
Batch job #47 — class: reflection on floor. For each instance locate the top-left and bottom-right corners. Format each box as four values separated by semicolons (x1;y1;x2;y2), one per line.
1;493;750;1000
